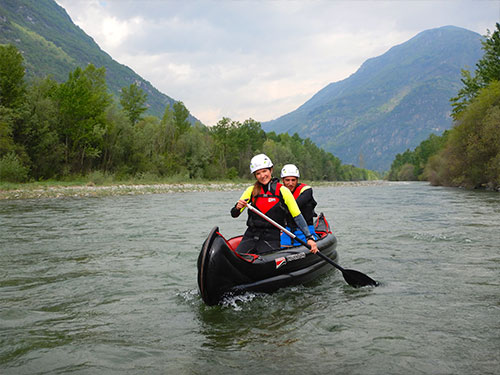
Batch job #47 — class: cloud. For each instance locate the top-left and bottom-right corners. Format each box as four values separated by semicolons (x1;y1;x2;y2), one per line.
55;0;500;126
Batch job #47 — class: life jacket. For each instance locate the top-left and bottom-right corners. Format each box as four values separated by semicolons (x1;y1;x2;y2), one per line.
288;183;317;226
291;183;307;199
247;178;287;230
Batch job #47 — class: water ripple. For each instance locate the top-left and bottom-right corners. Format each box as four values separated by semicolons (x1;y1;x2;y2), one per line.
1;183;499;374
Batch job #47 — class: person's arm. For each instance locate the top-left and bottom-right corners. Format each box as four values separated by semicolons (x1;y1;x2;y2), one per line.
230;186;253;218
280;186;318;253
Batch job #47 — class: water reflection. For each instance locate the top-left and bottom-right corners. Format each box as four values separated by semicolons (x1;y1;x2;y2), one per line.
196;287;319;349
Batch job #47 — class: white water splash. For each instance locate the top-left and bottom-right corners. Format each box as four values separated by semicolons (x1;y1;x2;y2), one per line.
220;292;260;310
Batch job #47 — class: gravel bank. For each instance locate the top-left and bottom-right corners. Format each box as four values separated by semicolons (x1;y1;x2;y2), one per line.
0;180;390;200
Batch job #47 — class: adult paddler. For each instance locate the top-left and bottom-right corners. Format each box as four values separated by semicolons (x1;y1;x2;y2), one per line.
230;154;318;255
280;164;318;247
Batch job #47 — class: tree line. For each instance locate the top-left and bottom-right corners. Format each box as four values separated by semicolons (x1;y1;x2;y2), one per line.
0;44;377;183
388;23;500;190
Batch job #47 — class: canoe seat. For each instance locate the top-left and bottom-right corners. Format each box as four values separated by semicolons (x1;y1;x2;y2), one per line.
221;234;258;263
227;235;243;251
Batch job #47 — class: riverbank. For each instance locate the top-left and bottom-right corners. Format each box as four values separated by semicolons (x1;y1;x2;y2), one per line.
0;180;390;200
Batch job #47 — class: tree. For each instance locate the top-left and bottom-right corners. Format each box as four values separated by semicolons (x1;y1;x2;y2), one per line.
173;101;190;139
131;116;164;174
120;83;148;125
388;132;449;181
56;64;112;173
0;152;28;182
0;44;26;109
475;23;500;88
428;81;500;188
161;104;176;153
22;77;65;179
100;104;134;174
0;121;16;156
178;124;214;179
209;117;234;176
0;44;28;165
451;23;500;119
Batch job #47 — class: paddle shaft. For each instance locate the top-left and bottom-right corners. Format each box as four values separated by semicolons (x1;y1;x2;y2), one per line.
245;202;379;287
245;203;345;272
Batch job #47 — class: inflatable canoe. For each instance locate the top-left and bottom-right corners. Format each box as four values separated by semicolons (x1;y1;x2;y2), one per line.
197;213;338;306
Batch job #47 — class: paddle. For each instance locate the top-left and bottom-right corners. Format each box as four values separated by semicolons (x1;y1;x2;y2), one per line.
246;202;378;288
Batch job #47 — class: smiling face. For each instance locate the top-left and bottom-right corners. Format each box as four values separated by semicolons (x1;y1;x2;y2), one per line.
254;168;272;185
282;176;298;191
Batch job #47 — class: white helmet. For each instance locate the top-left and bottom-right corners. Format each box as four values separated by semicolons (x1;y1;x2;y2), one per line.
250;154;273;173
281;164;300;178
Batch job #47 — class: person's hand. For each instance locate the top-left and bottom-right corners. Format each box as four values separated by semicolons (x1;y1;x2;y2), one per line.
235;199;248;210
307;239;318;254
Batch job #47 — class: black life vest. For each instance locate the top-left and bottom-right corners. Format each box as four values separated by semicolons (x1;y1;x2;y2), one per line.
247;179;287;229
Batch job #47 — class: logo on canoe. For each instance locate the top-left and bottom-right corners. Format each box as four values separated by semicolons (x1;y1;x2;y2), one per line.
275;257;287;269
275;253;306;269
286;252;306;262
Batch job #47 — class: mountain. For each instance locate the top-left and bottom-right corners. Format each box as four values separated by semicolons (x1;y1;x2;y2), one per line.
262;26;484;171
0;0;197;122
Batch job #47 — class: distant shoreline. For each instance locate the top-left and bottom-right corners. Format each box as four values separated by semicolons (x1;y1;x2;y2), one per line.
0;180;392;200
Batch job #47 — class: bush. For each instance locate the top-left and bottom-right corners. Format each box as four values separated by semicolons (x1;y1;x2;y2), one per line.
86;170;113;185
136;171;160;183
397;163;417;180
226;167;238;180
0;153;29;182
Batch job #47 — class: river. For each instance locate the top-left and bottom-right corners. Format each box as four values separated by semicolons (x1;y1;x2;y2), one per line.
0;182;498;374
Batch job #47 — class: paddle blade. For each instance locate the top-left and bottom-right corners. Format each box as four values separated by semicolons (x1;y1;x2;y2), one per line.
342;269;379;288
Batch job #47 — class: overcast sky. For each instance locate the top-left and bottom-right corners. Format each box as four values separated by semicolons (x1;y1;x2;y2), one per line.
54;0;500;126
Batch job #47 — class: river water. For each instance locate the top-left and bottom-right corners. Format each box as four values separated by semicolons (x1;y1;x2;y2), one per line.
0;182;498;374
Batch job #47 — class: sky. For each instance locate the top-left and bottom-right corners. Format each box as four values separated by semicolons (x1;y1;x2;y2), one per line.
54;0;500;126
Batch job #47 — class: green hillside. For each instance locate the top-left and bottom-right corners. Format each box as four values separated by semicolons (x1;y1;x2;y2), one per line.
262;26;484;171
0;0;193;120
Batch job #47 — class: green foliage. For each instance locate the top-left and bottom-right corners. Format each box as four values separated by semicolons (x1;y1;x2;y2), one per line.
451;23;500;119
388;132;449;181
0;44;26;109
340;164;379;181
100;104;134;174
178;124;214;179
475;23;500;88
210;117;267;177
397;164;416;180
21;77;64;179
226;167;239;180
0;152;28;182
0;119;16;156
0;45;378;184
120;83;148;125
427;81;500;189
56;64;112;173
86;170;113;185
173;101;191;139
